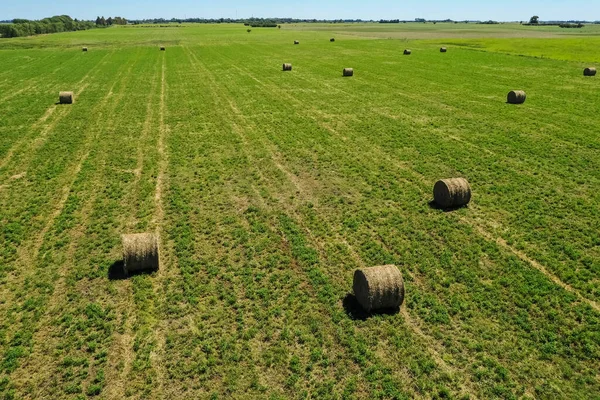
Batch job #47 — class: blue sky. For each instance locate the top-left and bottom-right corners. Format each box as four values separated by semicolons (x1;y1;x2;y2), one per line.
1;0;598;21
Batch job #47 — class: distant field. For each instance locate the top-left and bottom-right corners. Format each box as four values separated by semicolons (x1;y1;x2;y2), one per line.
0;23;599;399
288;21;600;38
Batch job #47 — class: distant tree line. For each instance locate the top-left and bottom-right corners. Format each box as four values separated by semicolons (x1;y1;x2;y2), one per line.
249;21;278;27
0;15;95;38
559;23;584;28
133;25;185;28
125;17;600;25
523;22;585;28
524;15;587;27
378;19;499;24
95;16;128;26
129;17;369;25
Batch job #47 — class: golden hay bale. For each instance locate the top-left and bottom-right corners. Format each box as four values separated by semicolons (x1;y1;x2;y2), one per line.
330;38;335;42
294;40;300;45
82;47;88;52
404;49;412;55
283;63;292;71
584;67;597;76
122;233;159;275
160;46;166;51
507;90;526;104
353;265;405;312
433;178;471;208
59;91;74;104
440;47;447;52
343;68;354;77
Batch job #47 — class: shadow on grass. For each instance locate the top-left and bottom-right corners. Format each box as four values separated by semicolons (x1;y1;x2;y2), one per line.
108;261;158;280
428;200;468;213
108;261;127;280
343;294;399;321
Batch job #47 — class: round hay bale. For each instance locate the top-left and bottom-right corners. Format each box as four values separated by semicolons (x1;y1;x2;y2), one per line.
343;68;354;77
440;47;447;53
433;178;471;208
584;67;597;76
160;46;166;51
282;63;292;71
82;47;88;52
404;49;412;55
507;90;526;104
59;91;74;104
353;265;405;312
294;40;299;45
122;233;159;275
330;38;335;42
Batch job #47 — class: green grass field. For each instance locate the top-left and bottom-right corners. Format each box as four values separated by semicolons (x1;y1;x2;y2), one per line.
0;22;599;399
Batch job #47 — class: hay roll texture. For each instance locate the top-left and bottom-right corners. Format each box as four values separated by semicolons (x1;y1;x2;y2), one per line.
404;49;412;55
507;90;526;104
440;47;447;52
433;178;471;208
122;233;160;275
59;91;74;104
353;265;405;312
343;68;354;77
283;63;292;71
584;67;597;76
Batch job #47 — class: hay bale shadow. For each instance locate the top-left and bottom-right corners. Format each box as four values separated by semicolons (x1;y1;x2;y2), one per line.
428;200;467;212
343;294;399;320
108;261;127;280
108;260;157;280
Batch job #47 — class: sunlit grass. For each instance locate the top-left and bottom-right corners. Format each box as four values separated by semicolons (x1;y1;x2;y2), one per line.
0;23;598;399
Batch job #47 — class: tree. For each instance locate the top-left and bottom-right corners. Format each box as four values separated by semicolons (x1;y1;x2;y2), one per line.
529;15;539;24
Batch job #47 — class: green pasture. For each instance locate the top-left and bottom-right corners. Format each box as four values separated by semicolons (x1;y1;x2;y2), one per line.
0;23;599;399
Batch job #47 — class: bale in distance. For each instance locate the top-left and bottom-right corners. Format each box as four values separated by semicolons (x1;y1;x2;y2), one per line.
59;91;74;104
82;47;88;52
440;47;447;53
404;49;412;55
433;178;471;208
122;233;160;275
343;68;354;77
507;90;526;104
584;67;597;76
294;40;299;45
353;265;405;312
160;46;166;51
283;63;292;71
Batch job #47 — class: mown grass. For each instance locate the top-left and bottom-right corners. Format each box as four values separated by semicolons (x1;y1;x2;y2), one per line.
0;23;599;399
